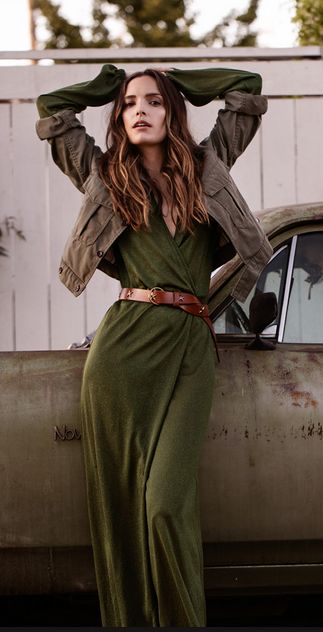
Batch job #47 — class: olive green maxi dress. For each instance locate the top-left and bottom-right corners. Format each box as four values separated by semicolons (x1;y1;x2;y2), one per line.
81;208;218;627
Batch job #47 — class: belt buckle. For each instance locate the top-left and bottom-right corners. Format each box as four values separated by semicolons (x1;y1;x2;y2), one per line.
149;287;163;305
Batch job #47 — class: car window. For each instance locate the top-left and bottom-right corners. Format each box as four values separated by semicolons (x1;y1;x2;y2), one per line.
214;244;289;335
282;232;323;343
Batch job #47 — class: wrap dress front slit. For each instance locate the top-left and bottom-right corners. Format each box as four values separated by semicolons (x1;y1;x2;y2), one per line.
81;208;217;627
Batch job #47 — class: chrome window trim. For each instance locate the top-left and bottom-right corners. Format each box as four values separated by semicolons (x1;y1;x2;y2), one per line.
277;235;298;343
262;243;290;337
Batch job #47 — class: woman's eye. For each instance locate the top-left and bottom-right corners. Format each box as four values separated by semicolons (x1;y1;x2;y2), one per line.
124;101;134;108
150;100;161;106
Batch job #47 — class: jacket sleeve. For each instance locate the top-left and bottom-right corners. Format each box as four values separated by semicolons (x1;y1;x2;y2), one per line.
166;67;263;104
36;63;126;118
206;89;267;169
166;67;267;169
35;64;126;192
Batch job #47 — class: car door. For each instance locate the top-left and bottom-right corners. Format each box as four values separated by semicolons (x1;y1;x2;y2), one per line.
200;226;323;593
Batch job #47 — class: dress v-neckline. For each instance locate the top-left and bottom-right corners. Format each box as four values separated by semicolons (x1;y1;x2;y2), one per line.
161;214;179;242
163;218;177;240
150;195;177;241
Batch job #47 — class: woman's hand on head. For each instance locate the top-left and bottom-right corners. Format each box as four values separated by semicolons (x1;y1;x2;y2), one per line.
153;67;171;75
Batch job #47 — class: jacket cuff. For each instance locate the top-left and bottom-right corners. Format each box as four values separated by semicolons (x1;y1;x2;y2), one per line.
224;91;268;116
35;109;80;140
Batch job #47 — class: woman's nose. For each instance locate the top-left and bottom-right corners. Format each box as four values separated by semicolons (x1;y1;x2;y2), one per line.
136;104;146;116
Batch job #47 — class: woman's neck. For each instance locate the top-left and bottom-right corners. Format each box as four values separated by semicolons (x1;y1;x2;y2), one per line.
141;146;164;178
141;147;177;237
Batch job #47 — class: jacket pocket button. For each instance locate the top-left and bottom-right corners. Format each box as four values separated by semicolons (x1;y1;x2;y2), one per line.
75;284;80;293
97;250;104;257
59;266;63;274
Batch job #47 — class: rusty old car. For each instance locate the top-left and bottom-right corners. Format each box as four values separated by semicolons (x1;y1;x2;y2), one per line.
1;201;323;603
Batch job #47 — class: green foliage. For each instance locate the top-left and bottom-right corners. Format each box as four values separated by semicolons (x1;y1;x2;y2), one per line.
235;0;259;45
31;0;114;48
202;0;260;47
111;0;195;47
293;0;323;45
90;0;112;47
31;0;85;48
31;0;260;49
0;218;26;258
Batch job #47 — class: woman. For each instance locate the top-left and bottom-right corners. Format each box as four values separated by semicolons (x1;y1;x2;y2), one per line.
36;64;272;627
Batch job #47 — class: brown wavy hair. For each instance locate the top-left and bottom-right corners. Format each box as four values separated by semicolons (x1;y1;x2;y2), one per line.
98;69;208;233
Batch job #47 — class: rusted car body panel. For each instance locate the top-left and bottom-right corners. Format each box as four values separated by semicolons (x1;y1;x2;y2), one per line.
1;351;94;595
200;343;323;543
1;352;88;549
200;344;323;591
1;344;323;594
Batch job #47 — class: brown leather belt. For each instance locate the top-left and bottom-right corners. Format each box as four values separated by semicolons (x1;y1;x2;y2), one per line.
119;287;219;360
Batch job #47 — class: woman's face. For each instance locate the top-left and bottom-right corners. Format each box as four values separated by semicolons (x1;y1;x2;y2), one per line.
122;75;167;149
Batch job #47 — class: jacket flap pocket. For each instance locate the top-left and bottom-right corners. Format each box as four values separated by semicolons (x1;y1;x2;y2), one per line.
75;201;113;245
203;170;230;196
83;172;113;207
202;150;230;195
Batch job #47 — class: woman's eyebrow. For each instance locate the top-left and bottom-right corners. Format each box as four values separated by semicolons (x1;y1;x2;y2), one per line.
124;92;162;99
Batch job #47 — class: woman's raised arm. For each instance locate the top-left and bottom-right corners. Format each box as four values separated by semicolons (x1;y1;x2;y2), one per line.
166;66;267;169
36;63;125;118
35;64;125;192
166;67;263;106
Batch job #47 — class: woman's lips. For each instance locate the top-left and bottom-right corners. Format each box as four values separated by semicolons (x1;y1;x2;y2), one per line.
133;121;151;128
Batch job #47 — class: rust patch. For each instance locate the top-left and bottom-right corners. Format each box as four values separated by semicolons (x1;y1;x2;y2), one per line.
291;390;318;408
307;352;321;365
208;421;323;441
209;425;228;440
281;382;298;393
278;383;318;409
276;366;292;380
304;423;315;437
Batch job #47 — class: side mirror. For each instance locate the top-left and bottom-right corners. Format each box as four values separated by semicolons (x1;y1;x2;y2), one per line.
246;291;277;350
